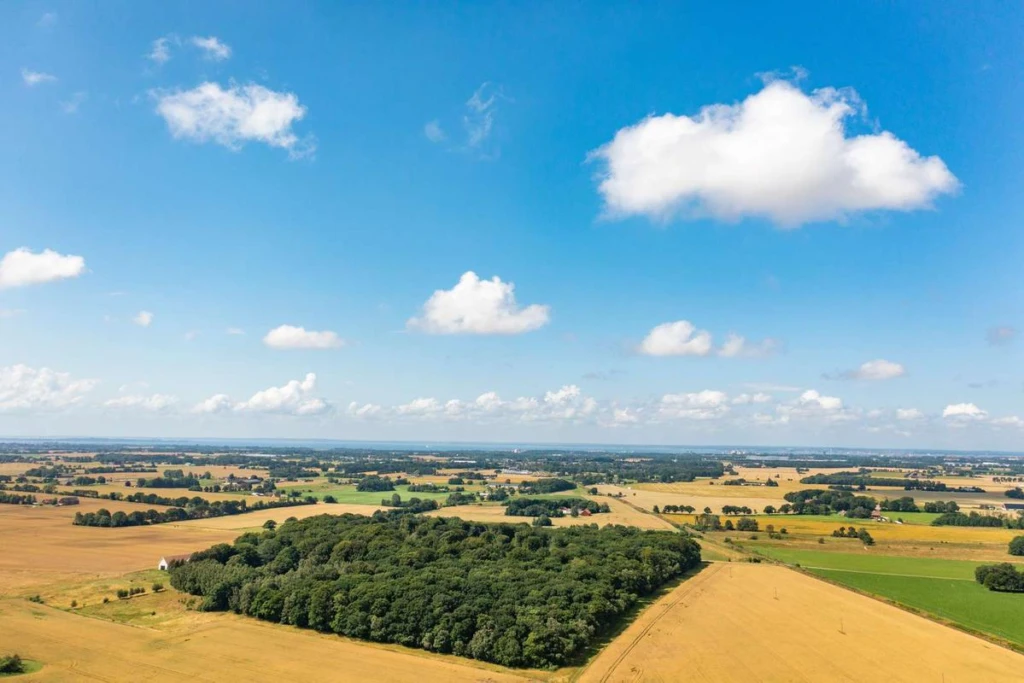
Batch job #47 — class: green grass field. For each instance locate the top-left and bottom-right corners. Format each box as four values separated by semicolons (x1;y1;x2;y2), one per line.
760;547;1024;647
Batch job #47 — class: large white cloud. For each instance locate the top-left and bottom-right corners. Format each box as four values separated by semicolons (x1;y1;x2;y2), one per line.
153;82;312;157
407;271;550;335
194;373;329;416
263;325;344;350
0;248;85;289
0;364;96;411
591;79;958;226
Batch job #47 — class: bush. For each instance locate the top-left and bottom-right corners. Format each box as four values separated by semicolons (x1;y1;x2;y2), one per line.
152;582;164;593
975;563;1024;592
27;595;43;604
116;589;129;599
71;599;78;608
103;597;110;604
322;495;337;504
1009;535;1024;556
0;654;24;674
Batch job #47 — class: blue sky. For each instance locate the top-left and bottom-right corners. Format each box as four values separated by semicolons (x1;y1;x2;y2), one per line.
1;1;1022;448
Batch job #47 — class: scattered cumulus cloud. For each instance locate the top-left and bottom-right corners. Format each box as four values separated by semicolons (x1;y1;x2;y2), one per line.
226;327;245;335
841;358;906;381
424;120;446;143
591;77;958;227
638;320;774;358
639;320;712;356
0;248;85;289
407;271;550;335
896;408;924;421
21;68;56;86
60;91;87;114
263;324;344;350
0;364;96;411
658;390;731;420
133;311;154;327
943;402;987;419
152;82;314;158
194;373;329;416
37;12;58;28
732;392;772;405
191;36;231;61
184;330;200;342
104;394;178;412
148;35;177;65
987;326;1016;346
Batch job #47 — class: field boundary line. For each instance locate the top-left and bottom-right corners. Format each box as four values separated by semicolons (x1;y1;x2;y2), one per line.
800;566;976;581
783;563;1024;657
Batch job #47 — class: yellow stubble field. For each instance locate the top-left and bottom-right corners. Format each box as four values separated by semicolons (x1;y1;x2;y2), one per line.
577;562;1024;683
429;497;675;531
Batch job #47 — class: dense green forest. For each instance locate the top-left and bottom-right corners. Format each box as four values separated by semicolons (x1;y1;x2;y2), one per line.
169;513;701;668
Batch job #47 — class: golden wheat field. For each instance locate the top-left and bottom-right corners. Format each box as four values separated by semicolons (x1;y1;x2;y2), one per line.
576;563;1024;683
0;599;539;683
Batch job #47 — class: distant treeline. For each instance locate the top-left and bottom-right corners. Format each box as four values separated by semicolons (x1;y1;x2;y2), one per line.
169;513;701;668
518;478;576;494
800;472;984;493
504;497;608;517
72;498;315;527
932;511;1024;529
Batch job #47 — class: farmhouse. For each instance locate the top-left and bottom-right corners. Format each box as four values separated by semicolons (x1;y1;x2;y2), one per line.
157;554;192;571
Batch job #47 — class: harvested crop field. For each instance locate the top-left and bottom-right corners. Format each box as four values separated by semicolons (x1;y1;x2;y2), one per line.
0;500;238;591
0;599;537;683
428;498;675;530
577;562;1024;682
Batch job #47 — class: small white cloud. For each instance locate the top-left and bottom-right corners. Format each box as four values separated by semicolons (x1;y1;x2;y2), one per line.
104;394;178;412
226;327;245;335
465;82;499;148
896;408;924;421
424;120;446;143
21;68;57;86
591;78;958;227
347;401;383;418
133;311;154;327
263;324;344;350
797;389;843;411
991;416;1024;428
987;326;1017;346
638;320;713;357
408;271;550;335
152;82;313;158
60;91;87;114
184;330;200;342
397;397;442;416
148;36;174;64
943;403;987;419
191;35;232;61
844;359;906;381
37;12;58;28
717;333;779;358
0;364;96;411
0;248;85;289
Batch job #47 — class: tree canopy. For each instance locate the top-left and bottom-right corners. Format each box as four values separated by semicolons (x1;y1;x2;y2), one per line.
169;512;701;668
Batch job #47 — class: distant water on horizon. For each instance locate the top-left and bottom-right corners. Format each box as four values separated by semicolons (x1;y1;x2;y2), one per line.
1;435;1020;458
